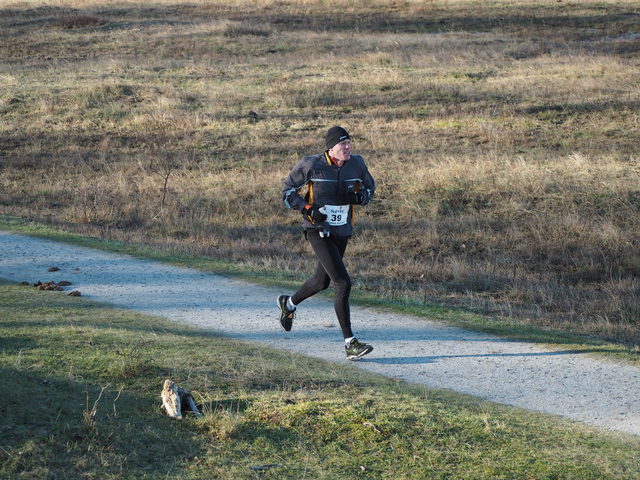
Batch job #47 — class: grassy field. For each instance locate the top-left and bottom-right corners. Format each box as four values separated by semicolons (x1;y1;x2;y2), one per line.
1;280;639;479
1;1;639;344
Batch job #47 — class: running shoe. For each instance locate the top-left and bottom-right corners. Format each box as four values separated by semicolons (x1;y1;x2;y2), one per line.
345;338;373;360
277;295;295;332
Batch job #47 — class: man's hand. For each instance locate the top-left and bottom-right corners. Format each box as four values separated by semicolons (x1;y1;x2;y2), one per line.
302;204;327;223
345;185;365;205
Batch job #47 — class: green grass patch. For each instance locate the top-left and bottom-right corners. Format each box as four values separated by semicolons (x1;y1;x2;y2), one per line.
0;280;638;479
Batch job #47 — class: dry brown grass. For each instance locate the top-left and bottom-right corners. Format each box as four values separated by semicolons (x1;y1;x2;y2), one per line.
1;0;639;345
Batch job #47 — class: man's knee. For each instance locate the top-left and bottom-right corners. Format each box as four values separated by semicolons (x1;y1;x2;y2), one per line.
334;276;351;295
309;276;330;292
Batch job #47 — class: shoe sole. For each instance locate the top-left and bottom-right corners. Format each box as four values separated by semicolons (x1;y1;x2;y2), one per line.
346;345;373;360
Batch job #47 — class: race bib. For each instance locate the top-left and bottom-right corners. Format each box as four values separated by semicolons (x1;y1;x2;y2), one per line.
320;205;350;226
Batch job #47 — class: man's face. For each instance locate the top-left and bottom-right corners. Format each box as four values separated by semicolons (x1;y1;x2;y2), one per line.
329;139;351;162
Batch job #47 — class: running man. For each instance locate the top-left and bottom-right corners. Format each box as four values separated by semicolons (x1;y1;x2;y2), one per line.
278;126;376;360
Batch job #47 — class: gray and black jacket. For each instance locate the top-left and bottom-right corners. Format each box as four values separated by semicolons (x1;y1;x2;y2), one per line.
282;151;375;237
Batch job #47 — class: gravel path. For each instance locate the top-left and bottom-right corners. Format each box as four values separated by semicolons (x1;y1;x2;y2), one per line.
1;230;638;436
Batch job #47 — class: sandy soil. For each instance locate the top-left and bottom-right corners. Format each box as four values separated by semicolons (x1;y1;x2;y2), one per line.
1;230;638;436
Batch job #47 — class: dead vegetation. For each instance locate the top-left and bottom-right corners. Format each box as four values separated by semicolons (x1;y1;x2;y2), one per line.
1;0;639;345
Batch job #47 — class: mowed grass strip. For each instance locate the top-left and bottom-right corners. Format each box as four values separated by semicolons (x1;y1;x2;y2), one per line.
0;280;638;479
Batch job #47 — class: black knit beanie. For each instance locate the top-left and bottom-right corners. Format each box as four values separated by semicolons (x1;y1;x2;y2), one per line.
325;126;350;150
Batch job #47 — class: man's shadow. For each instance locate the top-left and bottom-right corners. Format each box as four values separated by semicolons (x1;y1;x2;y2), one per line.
359;349;609;365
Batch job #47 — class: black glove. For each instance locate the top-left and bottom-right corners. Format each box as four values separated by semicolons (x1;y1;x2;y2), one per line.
302;204;327;224
345;185;365;205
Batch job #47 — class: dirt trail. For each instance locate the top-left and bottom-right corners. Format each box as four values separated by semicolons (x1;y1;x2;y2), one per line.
1;230;638;436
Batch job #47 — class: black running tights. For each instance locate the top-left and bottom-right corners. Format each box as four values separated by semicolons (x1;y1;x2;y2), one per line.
291;230;353;339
